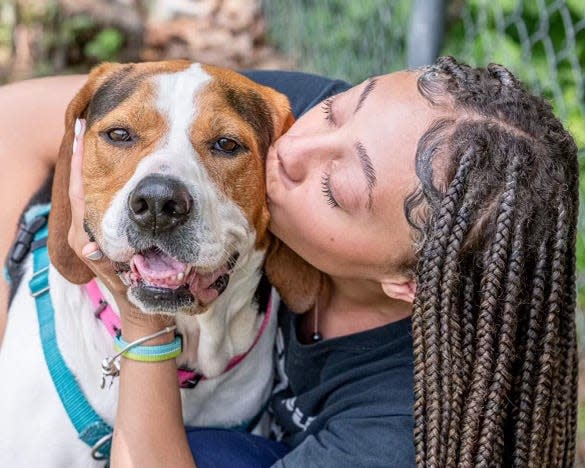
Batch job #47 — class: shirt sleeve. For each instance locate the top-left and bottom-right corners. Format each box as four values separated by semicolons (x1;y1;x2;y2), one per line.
270;415;415;468
240;70;352;118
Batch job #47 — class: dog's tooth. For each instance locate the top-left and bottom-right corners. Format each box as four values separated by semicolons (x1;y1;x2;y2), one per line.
177;272;185;281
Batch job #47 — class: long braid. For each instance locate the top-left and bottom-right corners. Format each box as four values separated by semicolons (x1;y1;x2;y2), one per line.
419;148;476;466
561;160;579;467
446;264;478;465
512;239;548;464
476;219;524;466
528;204;568;465
442;198;476;467
459;157;520;466
408;56;579;466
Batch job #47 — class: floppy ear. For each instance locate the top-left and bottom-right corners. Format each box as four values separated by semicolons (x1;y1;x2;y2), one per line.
264;237;322;314
258;88;322;313
263;86;296;141
47;63;121;284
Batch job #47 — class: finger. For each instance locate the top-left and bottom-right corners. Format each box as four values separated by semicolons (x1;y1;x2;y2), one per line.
69;118;86;225
80;241;127;297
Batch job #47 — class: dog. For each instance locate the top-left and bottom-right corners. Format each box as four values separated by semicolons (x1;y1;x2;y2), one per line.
0;60;319;467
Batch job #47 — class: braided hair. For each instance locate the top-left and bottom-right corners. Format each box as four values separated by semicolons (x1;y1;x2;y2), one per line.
407;56;579;467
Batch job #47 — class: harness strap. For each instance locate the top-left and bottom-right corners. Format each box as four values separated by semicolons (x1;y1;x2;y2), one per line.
28;206;112;460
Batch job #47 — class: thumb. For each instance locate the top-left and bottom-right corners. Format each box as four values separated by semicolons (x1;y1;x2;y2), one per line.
69;118;86;226
81;242;104;262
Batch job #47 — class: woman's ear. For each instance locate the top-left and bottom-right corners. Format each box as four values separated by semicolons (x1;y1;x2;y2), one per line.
264;237;322;313
381;277;417;304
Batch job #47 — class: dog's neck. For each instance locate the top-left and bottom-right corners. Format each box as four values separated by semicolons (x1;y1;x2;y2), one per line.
96;247;267;378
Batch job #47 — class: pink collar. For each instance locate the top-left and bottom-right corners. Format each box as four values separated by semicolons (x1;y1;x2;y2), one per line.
84;279;273;389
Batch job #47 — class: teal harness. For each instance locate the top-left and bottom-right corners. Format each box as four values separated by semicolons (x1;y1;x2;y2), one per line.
26;204;113;461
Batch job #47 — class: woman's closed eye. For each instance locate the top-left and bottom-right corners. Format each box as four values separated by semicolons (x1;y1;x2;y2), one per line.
321;97;337;127
321;173;340;208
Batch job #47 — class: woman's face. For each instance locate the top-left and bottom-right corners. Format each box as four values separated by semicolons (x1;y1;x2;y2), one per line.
266;71;443;282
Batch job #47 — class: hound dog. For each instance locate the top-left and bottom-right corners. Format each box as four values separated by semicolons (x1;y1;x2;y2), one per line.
0;60;318;467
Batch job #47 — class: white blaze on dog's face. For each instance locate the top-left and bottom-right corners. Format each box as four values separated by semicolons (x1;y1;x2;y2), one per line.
78;62;289;315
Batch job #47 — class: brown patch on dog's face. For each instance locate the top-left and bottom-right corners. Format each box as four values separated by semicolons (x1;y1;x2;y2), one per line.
193;65;293;251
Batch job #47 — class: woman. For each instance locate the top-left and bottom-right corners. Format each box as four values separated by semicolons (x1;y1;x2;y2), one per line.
1;57;579;467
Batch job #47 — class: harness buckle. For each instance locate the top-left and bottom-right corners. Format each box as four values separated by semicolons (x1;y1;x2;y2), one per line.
93;300;108;318
90;433;113;460
9;215;48;264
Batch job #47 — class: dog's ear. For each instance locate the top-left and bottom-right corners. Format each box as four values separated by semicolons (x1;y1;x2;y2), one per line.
264;237;322;313
262;86;296;139
257;87;322;312
48;63;121;284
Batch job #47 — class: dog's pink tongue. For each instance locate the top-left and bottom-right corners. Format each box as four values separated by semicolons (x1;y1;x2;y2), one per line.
132;251;186;289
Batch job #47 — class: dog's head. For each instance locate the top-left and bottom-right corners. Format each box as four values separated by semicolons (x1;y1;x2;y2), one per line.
48;61;320;315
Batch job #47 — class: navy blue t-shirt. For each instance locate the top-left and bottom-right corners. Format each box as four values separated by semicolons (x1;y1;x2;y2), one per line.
242;70;416;467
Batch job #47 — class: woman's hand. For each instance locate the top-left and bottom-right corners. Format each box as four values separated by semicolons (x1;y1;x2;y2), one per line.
68;119;173;340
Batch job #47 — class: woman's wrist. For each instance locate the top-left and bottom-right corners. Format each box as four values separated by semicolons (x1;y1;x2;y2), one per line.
119;305;176;343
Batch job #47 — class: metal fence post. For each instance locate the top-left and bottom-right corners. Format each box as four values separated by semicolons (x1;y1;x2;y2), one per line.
406;0;446;68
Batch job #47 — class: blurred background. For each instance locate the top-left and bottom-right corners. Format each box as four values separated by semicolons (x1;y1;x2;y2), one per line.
0;0;583;462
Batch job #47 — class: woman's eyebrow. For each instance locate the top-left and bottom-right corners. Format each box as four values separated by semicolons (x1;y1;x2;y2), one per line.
354;141;377;209
354;78;377;114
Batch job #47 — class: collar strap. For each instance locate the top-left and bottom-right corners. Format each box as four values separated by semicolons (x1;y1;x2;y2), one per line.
85;280;274;389
85;280;121;337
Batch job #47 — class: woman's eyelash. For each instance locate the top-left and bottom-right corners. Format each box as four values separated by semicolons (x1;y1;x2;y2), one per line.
321;173;339;208
321;97;336;126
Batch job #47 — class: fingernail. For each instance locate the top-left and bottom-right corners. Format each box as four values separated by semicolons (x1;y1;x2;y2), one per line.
73;119;83;155
85;250;103;261
119;273;131;286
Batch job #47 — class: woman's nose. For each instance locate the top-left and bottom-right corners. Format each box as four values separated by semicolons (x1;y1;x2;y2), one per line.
276;132;336;182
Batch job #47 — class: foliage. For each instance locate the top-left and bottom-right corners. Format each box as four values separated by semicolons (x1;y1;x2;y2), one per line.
263;0;410;83
84;27;124;62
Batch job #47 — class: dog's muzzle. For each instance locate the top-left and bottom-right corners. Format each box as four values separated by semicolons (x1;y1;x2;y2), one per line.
118;174;239;312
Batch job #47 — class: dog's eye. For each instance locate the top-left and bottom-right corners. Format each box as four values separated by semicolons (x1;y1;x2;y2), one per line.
213;138;240;154
106;128;132;143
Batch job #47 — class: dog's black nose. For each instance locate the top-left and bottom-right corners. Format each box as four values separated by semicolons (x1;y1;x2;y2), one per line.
128;175;193;233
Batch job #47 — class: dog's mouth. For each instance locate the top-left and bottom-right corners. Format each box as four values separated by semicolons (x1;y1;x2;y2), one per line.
117;248;239;309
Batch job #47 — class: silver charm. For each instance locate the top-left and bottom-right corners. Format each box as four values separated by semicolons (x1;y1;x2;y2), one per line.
98;325;177;390
100;356;120;390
